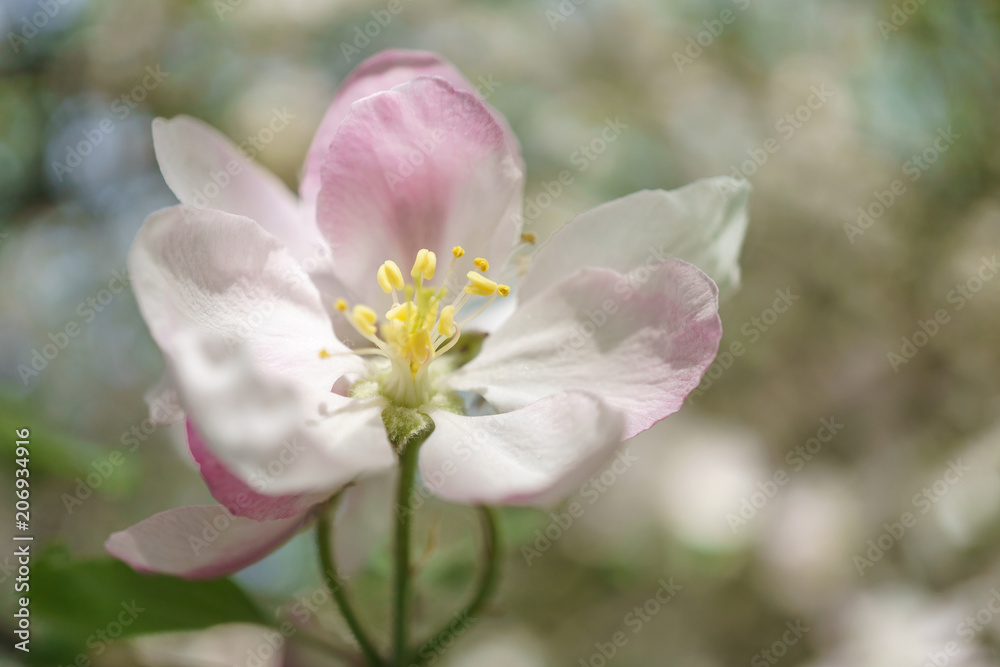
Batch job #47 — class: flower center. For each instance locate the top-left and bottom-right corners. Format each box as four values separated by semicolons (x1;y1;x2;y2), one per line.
323;246;509;407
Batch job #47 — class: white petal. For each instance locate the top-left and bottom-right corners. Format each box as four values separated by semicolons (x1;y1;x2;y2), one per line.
106;505;307;579
421;392;624;506
446;262;721;439
153;115;327;262
129;205;394;495
519;177;750;302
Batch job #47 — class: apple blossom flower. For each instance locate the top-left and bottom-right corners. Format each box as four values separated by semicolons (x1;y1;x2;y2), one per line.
107;49;749;580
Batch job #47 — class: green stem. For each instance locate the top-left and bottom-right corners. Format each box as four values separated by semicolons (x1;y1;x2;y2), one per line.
410;506;501;666
316;499;386;666
392;437;422;665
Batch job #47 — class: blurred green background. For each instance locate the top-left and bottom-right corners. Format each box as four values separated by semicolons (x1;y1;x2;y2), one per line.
2;0;1000;665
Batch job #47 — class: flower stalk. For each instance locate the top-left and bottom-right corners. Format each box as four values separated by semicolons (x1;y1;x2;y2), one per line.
316;497;385;666
383;406;436;666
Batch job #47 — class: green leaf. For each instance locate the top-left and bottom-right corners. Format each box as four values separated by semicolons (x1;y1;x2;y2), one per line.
0;388;139;497
26;549;270;665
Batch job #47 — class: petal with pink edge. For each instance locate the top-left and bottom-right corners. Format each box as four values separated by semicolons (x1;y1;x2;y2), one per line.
187;421;328;521
317;77;523;311
153;115;327;262
105;506;307;579
446;263;722;440
420;392;624;506
519;177;750;303
129;205;395;495
301;49;521;210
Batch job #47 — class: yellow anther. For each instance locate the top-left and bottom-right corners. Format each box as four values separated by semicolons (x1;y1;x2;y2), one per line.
438;305;456;336
335;298;348;312
497;284;511;297
473;257;489;272
351;304;378;337
377;260;405;293
319;348;332;359
386;302;411;321
409;329;433;363
464;271;498;297
521;232;537;244
411;248;437;280
452;246;466;258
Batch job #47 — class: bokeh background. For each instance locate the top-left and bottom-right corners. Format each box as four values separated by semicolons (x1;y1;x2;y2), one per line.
3;0;1000;665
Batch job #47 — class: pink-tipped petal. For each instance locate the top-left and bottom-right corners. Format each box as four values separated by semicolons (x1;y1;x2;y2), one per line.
105;506;308;579
421;392;624;506
520;177;750;303
446;262;722;440
301;49;521;210
187;421;328;520
129;205;395;496
317;77;523;311
152;116;327;263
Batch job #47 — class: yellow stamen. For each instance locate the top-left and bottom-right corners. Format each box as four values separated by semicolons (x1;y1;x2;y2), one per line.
464;271;498;297
377;260;405;293
351;304;378;337
335;298;348;312
319;348;332;359
473;257;489;272
411;248;437;281
438;304;456;336
497;284;511;297
521;232;537;244
452;246;465;258
386;302;411;321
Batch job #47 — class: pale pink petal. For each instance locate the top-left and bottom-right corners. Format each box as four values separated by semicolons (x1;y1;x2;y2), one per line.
520;177;750;303
317;77;523;311
105;506;307;579
153;115;327;262
132;624;283;667
333;472;396;575
446;262;722;439
187;421;327;521
144;371;185;425
420;392;624;506
301;49;521;210
129;205;395;495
